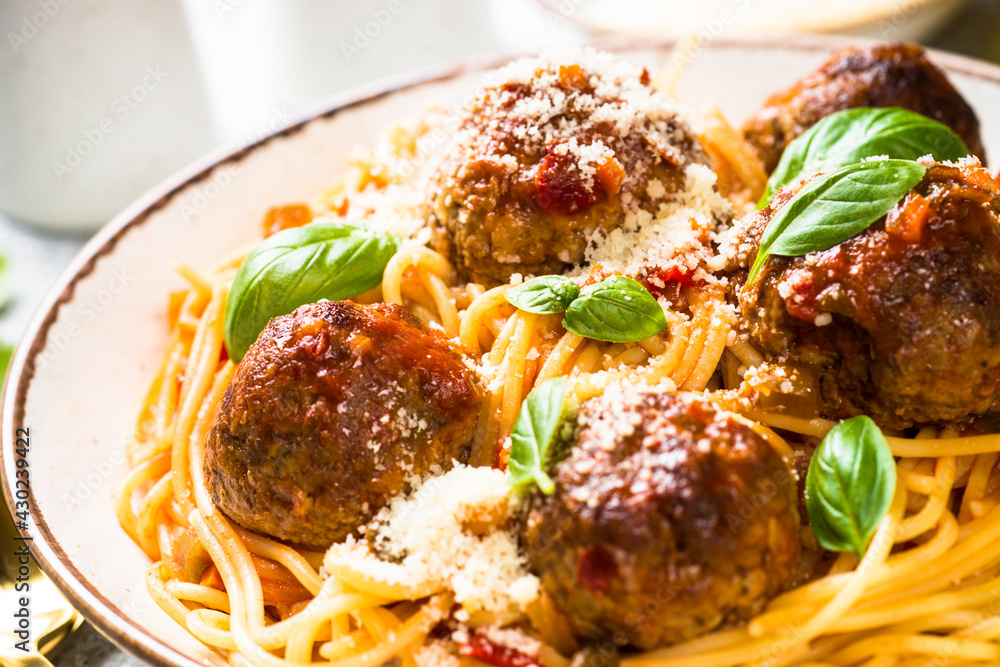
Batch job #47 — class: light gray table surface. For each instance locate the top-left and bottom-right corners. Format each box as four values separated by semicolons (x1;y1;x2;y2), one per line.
5;0;999;665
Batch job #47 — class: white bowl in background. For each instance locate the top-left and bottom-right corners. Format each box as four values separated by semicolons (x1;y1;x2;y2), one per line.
537;0;969;43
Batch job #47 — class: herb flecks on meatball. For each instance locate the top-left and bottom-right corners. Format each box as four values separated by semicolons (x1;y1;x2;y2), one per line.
428;49;708;286
742;43;985;173
521;388;800;650
205;300;482;550
730;158;1000;430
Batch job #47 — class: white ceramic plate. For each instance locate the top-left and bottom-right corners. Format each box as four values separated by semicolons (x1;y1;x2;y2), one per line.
4;35;1000;667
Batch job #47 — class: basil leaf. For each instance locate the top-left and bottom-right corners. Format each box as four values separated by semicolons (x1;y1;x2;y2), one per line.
805;415;896;559
505;275;580;314
761;107;968;207
0;341;12;383
0;253;9;313
748;159;926;284
507;377;570;495
562;276;667;343
225;221;398;361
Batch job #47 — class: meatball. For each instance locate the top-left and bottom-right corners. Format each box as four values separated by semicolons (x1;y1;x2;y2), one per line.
520;389;800;650
428;50;707;286
205;300;482;550
742;43;985;173
730;159;1000;430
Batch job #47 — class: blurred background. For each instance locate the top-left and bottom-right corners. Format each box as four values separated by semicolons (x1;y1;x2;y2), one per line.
0;0;997;664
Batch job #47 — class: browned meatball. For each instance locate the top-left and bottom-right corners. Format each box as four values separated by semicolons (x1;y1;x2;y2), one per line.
742;43;985;173
428;50;707;286
205;300;482;550
729;159;1000;430
520;389;800;650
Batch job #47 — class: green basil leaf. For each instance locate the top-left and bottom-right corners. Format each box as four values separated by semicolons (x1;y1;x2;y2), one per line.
0;341;13;384
507;376;570;495
748;159;926;284
224;221;398;361
505;275;580;314
562;276;667;343
0;253;9;313
805;415;896;559
760;107;968;207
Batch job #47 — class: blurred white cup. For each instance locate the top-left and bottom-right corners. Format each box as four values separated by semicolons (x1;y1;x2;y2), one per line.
0;0;217;233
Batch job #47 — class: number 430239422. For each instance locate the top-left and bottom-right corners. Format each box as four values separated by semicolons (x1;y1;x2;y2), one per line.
13;427;30;526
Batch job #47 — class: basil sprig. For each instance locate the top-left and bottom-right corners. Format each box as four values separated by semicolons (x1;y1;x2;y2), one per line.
805;416;896;559
564;276;667;342
224;221;398;361
748;159;927;284
507;377;571;494
505;275;580;314
761;107;968;207
505;275;667;343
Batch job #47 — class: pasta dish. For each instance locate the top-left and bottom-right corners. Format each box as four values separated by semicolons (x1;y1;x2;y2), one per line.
116;42;1000;667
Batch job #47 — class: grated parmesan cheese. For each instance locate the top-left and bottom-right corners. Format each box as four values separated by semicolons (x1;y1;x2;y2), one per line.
323;466;539;624
413;640;461;667
578;162;733;281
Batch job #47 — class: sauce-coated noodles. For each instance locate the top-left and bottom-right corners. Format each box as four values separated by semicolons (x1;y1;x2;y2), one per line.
116;48;1000;667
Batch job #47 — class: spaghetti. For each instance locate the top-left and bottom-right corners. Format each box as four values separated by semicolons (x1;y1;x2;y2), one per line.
115;47;1000;667
117;223;733;666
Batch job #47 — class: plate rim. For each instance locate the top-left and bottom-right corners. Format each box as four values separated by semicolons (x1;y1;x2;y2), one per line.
5;33;1000;667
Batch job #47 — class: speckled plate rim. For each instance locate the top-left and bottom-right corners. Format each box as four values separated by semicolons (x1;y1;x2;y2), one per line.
4;33;1000;667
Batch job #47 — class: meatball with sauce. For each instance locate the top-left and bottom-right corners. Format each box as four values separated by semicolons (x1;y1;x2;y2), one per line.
742;43;985;173
427;50;707;286
729;159;1000;430
520;389;800;650
205;300;482;550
